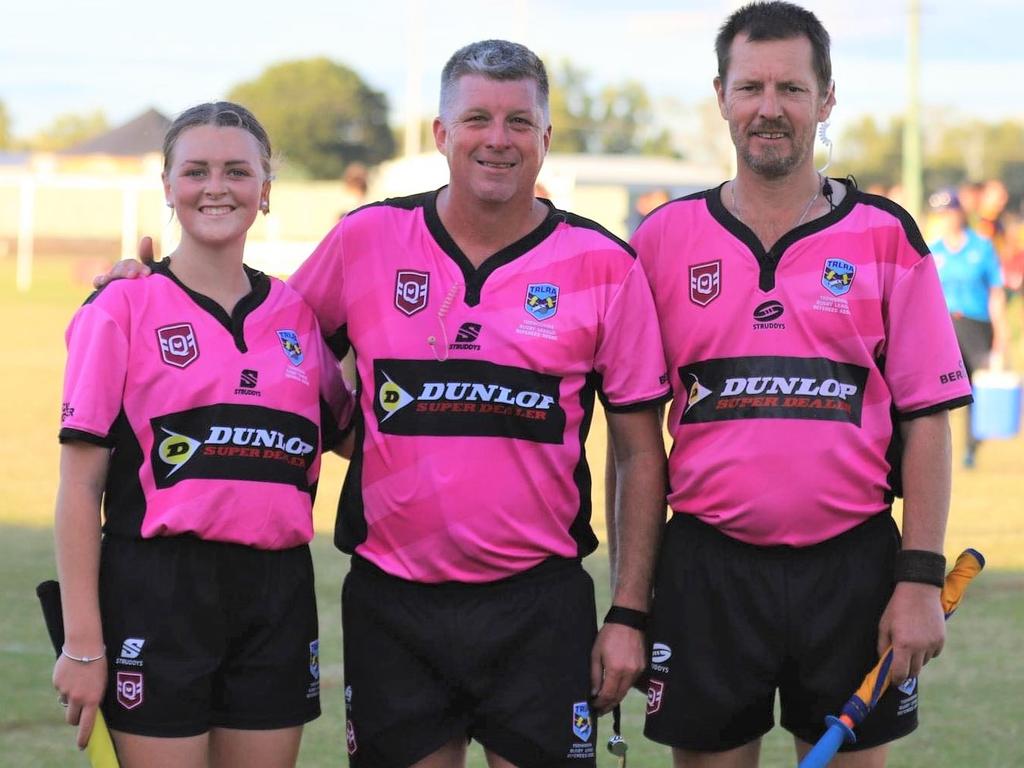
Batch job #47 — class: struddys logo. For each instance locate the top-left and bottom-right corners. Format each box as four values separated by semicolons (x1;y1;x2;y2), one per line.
156;323;199;368
395;270;429;316
151;404;318;490
651;642;672;673
689;261;721;306
822;258;856;296
116;637;146;668
753;300;785;330
450;322;482;351
525;283;559;321
277;330;304;366
373;358;565;444
678;356;869;426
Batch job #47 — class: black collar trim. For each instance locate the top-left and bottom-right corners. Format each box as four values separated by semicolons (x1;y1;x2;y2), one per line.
706;177;858;291
152;259;270;352
423;188;561;306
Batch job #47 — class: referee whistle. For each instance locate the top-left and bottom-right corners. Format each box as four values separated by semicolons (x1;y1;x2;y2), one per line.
607;704;628;767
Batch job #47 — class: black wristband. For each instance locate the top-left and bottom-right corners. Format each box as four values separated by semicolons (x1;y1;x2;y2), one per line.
894;549;946;588
603;606;648;631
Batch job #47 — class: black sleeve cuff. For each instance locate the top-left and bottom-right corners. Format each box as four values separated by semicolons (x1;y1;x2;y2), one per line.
58;428;112;447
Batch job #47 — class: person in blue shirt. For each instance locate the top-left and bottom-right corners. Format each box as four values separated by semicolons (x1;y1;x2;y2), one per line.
929;188;1008;467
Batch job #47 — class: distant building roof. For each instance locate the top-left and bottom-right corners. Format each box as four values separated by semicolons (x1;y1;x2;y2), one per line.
63;108;170;156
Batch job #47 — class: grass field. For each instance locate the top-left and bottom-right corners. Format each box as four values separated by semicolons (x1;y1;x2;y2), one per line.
2;257;1022;766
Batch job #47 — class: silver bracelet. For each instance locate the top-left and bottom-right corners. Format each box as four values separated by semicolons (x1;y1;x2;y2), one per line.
61;645;105;663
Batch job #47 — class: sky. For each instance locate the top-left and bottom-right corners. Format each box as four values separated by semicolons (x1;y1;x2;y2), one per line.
3;0;1021;147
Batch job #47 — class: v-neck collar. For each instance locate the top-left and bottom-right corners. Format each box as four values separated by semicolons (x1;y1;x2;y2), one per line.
423;187;561;306
706;177;857;292
153;259;270;352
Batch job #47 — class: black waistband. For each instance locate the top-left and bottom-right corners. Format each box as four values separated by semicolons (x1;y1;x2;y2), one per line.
350;553;583;592
668;509;896;556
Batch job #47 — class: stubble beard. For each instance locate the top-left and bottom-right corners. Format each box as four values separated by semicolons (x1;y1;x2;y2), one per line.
732;122;811;181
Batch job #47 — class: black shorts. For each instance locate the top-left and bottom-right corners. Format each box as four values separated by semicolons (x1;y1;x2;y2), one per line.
644;512;918;752
341;556;598;768
98;535;321;737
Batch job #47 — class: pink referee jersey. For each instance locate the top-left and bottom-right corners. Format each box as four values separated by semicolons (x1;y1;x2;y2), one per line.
59;260;351;550
633;181;973;547
290;189;670;583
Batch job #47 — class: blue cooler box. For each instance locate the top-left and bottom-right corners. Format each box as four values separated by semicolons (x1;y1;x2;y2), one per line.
971;370;1023;440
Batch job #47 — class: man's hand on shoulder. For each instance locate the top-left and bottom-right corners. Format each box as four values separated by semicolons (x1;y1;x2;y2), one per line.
92;236;156;288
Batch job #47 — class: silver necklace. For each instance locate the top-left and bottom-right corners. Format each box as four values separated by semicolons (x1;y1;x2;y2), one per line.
731;173;822;230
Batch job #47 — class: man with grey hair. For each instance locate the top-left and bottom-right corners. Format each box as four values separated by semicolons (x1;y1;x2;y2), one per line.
100;38;668;768
289;38;669;768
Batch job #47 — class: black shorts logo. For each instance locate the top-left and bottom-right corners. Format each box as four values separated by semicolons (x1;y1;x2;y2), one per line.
679;356;869;426
373;359;565;444
150;404;319;489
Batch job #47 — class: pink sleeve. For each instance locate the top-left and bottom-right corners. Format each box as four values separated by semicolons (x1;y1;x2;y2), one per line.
595;258;670;409
288;221;348;339
884;252;973;416
60;296;130;441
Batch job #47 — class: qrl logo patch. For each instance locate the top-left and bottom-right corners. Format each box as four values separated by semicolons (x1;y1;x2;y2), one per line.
646;679;665;715
822;258;856;296
525;283;559;321
156;323;198;368
116;671;144;710
689;261;721;306
395;270;429;316
346;720;358;755
277;330;304;366
572;701;592;742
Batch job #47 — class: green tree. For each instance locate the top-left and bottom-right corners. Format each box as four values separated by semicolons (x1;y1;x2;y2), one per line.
229;58;395;179
835;115;1024;197
548;61;596;153
596;80;677;157
547;61;677;157
833;115;904;189
932;120;1024;183
30;110;108;151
